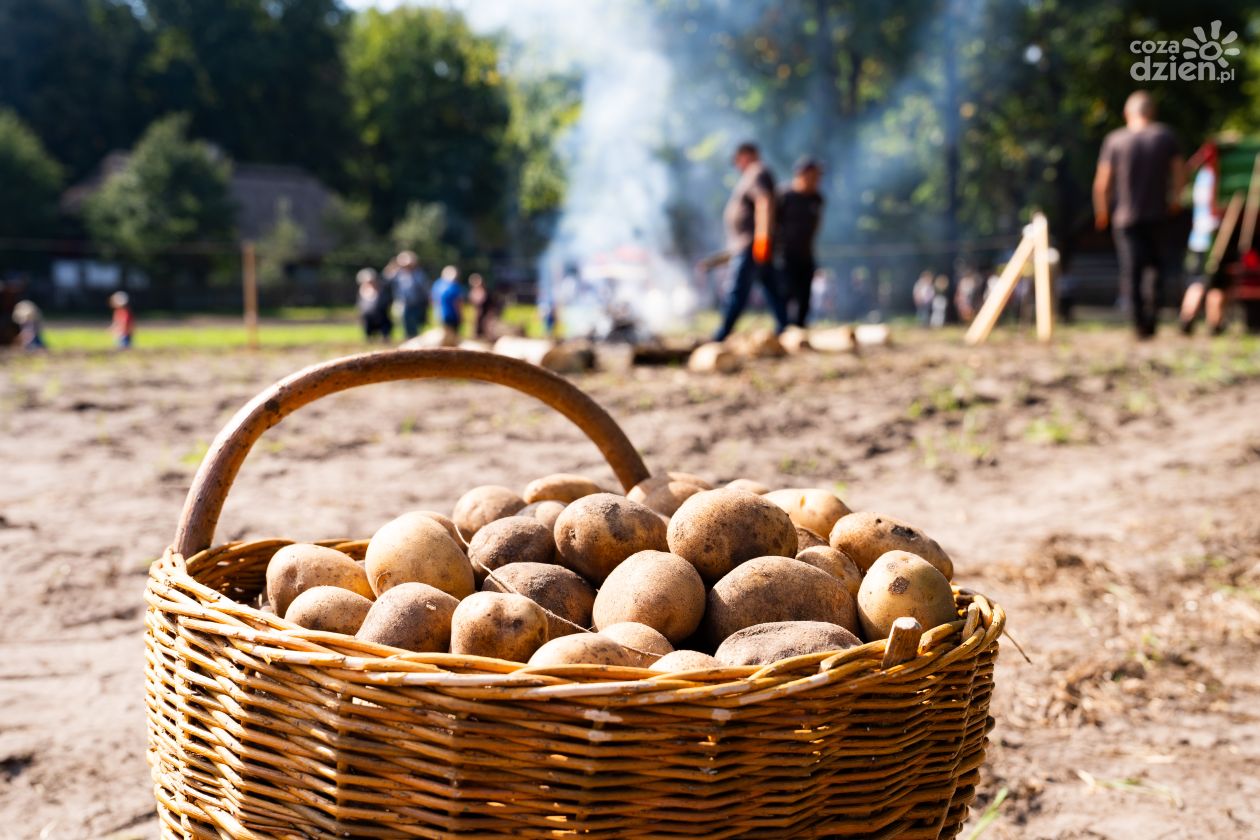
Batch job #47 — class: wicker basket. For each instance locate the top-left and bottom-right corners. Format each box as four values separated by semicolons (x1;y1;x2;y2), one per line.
145;349;1004;839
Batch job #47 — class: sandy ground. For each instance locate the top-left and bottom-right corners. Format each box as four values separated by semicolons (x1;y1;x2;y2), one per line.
2;328;1258;839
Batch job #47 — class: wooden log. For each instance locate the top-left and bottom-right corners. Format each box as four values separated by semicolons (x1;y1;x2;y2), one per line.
964;230;1035;346
688;341;741;374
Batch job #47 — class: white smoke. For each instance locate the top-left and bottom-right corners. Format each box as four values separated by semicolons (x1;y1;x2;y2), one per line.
440;0;700;337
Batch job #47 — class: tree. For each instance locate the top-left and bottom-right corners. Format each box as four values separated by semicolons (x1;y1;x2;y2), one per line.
84;114;236;300
345;7;512;241
0;109;64;240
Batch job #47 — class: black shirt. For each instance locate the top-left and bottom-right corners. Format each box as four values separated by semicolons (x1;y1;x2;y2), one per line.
1098;123;1179;228
777;189;824;258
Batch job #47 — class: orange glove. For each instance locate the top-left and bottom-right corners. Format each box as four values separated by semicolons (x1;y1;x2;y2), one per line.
752;234;770;264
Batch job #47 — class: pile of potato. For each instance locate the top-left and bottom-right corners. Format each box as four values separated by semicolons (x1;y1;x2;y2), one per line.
262;472;962;669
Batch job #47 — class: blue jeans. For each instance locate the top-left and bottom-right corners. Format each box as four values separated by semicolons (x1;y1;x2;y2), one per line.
714;245;788;341
402;303;426;339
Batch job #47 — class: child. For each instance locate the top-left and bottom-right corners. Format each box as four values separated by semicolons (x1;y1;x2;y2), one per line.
356;268;393;342
109;291;134;348
13;300;47;350
431;265;465;335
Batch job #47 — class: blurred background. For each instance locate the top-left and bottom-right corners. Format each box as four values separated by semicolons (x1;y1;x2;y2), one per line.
1;0;1258;342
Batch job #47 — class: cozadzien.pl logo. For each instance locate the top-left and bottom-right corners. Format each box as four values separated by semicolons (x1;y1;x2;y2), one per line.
1130;20;1241;83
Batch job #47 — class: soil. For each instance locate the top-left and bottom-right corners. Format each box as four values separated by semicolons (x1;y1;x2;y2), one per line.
2;328;1258;840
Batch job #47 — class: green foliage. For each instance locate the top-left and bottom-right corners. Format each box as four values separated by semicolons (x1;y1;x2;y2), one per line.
389;201;457;269
84;114;235;270
345;7;512;239
0;109;64;238
256;198;305;289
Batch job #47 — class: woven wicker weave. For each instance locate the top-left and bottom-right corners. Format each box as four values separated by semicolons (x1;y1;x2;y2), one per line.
145;349;1004;839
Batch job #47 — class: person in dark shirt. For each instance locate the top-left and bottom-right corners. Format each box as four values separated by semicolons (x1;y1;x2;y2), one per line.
714;142;788;341
1093;90;1185;338
777;157;825;328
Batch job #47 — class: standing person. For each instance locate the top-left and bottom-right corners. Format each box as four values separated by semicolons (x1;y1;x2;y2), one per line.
385;251;429;339
109;291;134;349
1093;90;1185;339
431;265;465;336
356;268;392;342
714;142;788;342
912;271;935;325
777;157;825;328
467;273;498;339
1178;142;1228;335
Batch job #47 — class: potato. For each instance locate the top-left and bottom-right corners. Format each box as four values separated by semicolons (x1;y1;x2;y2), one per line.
627;475;706;517
714;621;862;667
829;512;954;579
355;582;458;652
796;546;862;599
725;478;769;495
795;526;827;551
667;488;798;584
481;561;595;639
519;499;566;532
364;511;475;598
449;592;548;662
599;621;673;667
527;633;638;668
650;650;722;672
284;585;373;635
467;516;555;583
452;485;527;540
857;550;958;641
553;493;668;583
592;550;705;643
703;556;858;644
522;473;603;504
266;543;373;617
764;488;852;539
416;510;466;549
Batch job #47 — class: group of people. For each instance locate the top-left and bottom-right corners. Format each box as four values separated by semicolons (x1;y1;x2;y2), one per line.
9;291;133;351
354;250;497;343
711;142;826;341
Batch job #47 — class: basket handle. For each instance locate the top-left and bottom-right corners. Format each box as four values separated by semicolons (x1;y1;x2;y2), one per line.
173;348;651;557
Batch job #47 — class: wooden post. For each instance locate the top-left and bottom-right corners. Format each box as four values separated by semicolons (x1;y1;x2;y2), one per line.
964;228;1035;346
1206;192;1244;276
1032;212;1054;342
1239;153;1260;254
242;241;258;350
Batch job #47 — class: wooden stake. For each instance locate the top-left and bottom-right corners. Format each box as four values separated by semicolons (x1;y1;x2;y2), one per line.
1206;192;1244;276
1032;212;1054;342
242;241;258;350
1239;152;1260;254
964;228;1035;345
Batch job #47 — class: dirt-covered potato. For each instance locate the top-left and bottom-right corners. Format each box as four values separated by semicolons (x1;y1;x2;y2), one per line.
650;649;722;672
481;561;595;639
627;475;707;517
452;485;527;540
714;621;862;666
857;550;958;641
592;550;705;643
284;585;373;635
667;488;798;584
364;511;475;599
599;621;673;667
527;633;638;668
449;592;548;662
764;488;852;539
725;478;770;495
416;510;466;549
553;493;668;583
703;555;858;644
829;512;954;579
667;471;713;489
519;500;566;532
466;516;555;583
796;545;863;599
795;526;828;551
355;582;458;652
522;473;603;505
266;543;373;617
